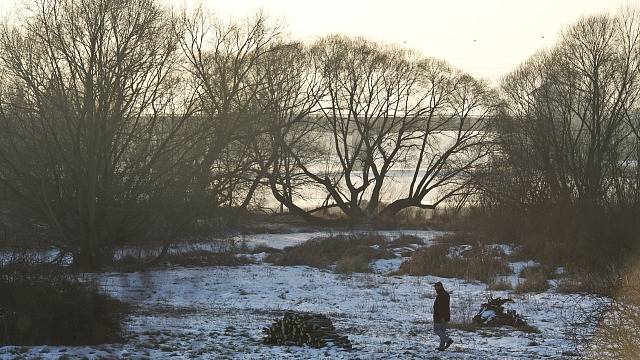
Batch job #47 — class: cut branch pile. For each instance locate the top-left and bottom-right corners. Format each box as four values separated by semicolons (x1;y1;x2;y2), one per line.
472;297;529;328
262;311;352;350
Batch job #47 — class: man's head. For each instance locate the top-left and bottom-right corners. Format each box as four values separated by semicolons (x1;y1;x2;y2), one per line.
434;281;444;292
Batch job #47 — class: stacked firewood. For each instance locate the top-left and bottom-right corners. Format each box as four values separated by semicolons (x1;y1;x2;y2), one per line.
262;311;352;350
472;297;529;328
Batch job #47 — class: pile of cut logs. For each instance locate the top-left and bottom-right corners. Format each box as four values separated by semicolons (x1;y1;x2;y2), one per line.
262;311;352;350
472;297;529;328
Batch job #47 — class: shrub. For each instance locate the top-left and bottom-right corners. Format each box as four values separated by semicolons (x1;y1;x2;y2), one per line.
114;250;253;269
161;251;253;267
487;278;513;291
395;245;510;283
0;270;128;345
265;233;394;270
514;266;550;293
555;268;624;296
392;207;431;227
519;265;553;279
583;264;640;359
247;244;281;254
434;232;484;246
388;234;423;248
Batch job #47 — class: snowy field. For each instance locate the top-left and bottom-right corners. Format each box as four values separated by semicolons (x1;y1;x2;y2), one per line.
0;231;603;359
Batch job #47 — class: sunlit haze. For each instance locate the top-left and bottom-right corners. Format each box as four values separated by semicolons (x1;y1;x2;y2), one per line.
0;0;637;83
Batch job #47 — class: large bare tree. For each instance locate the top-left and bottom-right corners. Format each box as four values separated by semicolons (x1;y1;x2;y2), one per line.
496;9;640;209
0;0;193;269
178;8;284;213
271;36;497;222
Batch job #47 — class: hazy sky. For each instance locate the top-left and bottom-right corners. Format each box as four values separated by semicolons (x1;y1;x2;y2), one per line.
0;0;637;83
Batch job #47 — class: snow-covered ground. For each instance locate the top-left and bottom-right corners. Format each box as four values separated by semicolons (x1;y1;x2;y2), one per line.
174;229;440;252
0;230;602;359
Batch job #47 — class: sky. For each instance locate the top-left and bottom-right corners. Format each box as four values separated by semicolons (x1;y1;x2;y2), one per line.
0;0;637;84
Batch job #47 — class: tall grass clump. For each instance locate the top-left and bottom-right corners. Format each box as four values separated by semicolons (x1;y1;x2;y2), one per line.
0;264;128;345
395;245;510;283
265;233;395;270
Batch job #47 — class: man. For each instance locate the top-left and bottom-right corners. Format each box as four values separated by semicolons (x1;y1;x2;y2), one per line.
433;281;454;351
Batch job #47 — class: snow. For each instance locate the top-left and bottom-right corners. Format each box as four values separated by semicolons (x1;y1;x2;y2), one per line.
447;244;473;258
509;260;539;276
236;229;439;250
370;257;404;274
480;310;497;322
0;231;603;359
487;244;515;256
554;267;566;276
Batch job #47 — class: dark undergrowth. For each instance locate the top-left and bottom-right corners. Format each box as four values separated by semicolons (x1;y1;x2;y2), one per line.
114;250;253;269
0;264;128;346
437;203;640;297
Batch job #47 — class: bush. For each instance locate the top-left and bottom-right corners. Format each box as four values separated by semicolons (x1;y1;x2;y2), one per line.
514;266;550;293
555;267;625;296
487;278;513;291
583;264;640;359
459;201;640;291
0;270;127;345
435;232;486;246
392;207;431;227
265;233;395;270
388;234;424;248
161;251;253;267
114;250;253;269
395;245;510;283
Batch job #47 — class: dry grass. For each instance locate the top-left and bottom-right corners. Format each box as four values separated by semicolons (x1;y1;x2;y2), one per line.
388;234;423;248
395;245;511;283
335;255;371;274
162;251;253;267
393;207;432;226
487;278;513;291
115;250;253;269
583;264;640;359
435;232;484;246
514;265;550;293
265;233;395;271
555;270;624;295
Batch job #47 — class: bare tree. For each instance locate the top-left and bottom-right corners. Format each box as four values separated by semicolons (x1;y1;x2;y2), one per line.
498;10;640;209
178;8;283;214
251;41;326;219
477;8;640;271
271;36;496;223
0;0;193;270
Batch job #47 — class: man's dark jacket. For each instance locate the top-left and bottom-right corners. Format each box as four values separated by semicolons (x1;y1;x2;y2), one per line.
433;290;450;323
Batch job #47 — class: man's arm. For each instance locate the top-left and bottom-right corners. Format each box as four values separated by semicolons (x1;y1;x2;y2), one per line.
444;293;451;322
434;294;443;323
